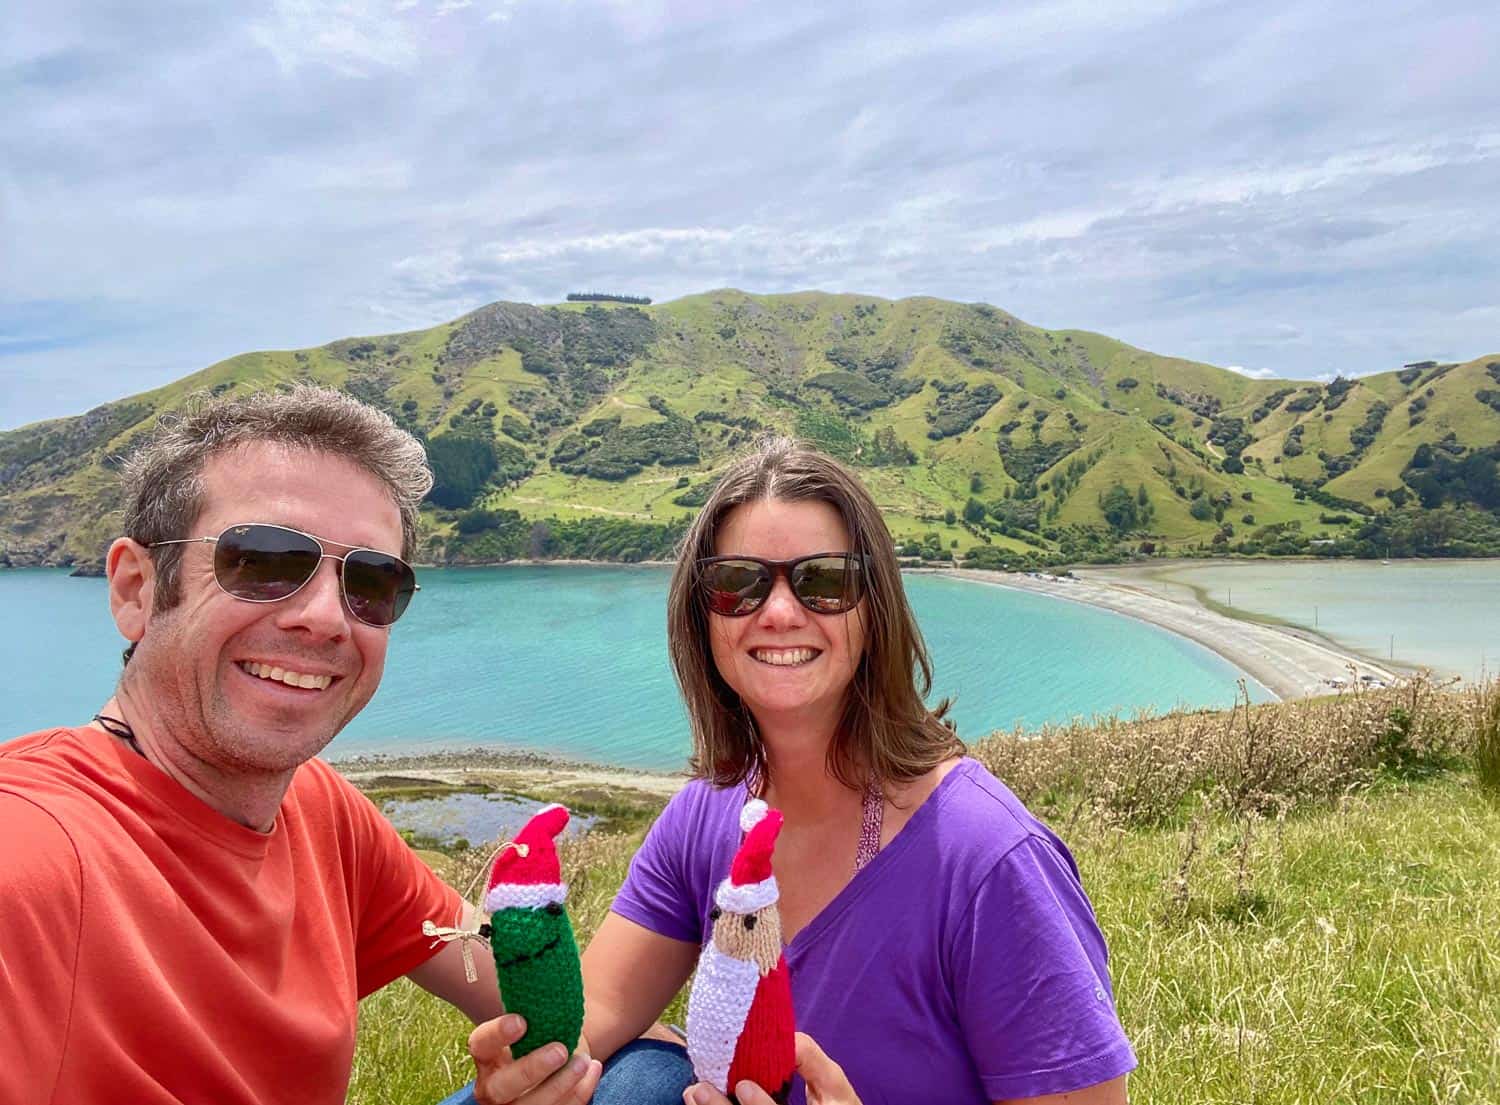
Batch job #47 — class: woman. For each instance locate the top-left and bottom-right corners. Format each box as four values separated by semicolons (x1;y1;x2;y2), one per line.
469;438;1134;1105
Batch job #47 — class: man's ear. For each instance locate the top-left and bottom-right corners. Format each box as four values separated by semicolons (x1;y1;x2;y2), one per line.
107;538;155;644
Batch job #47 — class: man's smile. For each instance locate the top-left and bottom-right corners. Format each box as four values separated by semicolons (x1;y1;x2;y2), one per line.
234;660;339;693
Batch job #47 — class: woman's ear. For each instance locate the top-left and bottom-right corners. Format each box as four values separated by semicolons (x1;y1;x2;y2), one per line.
107;538;156;645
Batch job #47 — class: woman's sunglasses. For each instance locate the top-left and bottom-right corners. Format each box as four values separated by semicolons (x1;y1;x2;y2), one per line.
150;522;419;628
698;553;867;617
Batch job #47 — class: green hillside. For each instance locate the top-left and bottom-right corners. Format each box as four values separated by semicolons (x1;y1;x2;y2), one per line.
3;291;1498;570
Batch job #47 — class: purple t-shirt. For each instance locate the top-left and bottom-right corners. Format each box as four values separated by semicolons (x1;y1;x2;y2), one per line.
611;758;1135;1104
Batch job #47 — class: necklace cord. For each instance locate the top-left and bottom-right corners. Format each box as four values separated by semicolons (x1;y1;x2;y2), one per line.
751;769;884;874
93;714;144;757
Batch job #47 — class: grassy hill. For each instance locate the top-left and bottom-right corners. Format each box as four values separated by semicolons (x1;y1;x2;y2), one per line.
346;679;1500;1104
3;291;1497;569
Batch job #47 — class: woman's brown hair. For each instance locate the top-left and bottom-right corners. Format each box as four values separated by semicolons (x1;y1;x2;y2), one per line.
666;436;965;791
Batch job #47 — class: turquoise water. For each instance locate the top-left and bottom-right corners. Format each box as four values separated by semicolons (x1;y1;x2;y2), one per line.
1;566;1262;769
1143;559;1500;681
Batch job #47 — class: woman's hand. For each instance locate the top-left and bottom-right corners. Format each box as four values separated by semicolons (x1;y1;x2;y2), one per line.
469;1014;603;1105
683;1032;861;1105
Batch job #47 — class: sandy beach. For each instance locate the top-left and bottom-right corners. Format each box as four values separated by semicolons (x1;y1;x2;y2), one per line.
938;565;1403;700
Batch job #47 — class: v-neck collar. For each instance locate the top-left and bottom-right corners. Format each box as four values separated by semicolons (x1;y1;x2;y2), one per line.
781;757;976;960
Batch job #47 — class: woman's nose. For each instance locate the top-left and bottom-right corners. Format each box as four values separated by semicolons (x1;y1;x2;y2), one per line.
755;572;806;626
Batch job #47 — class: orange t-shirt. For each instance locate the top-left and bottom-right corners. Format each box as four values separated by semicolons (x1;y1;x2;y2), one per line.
0;726;461;1105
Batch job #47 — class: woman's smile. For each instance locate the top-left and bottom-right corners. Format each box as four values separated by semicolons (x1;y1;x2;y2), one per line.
748;646;822;667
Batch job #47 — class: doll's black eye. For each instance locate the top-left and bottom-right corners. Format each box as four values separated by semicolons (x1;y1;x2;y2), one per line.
742;914;758;930
545;902;563;916
709;907;722;921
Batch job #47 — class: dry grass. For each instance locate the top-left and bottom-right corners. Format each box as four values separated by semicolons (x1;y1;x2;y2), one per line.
974;677;1479;828
1475;680;1500;801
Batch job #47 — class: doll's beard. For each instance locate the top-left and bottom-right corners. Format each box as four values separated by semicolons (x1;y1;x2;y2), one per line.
686;938;762;1091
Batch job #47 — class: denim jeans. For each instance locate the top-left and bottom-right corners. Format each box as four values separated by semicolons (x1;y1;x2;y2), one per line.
435;1037;694;1105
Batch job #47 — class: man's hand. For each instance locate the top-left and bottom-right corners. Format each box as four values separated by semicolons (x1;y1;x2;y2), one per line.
469;1013;602;1105
683;1032;860;1105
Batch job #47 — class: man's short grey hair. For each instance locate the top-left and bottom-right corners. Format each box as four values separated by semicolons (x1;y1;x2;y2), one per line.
120;384;432;611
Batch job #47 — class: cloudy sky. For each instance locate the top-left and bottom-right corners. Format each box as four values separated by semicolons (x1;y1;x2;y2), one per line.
3;0;1497;428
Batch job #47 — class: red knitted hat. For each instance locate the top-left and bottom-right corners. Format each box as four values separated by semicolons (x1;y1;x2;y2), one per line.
484;803;569;912
715;799;783;913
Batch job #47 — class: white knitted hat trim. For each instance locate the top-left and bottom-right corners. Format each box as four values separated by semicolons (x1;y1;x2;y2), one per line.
715;875;778;913
740;799;769;832
484;882;567;912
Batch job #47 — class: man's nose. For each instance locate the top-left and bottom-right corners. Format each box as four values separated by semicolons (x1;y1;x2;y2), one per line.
274;556;351;638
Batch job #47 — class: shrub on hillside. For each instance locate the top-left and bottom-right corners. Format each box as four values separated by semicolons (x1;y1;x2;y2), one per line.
455;508;506;534
806;371;893;411
556;416;699;480
962;544;1015;569
868;426;916;466
672;479;718;508
551;433;589;464
794;409;865;462
426;432;499;509
1322;375;1357;410
1348;401;1390;453
998;439;1076;499
1401;442;1500;510
1099;482;1150;533
926;381;1002;439
582;415;621;437
500;415;534;443
1208;416;1251;457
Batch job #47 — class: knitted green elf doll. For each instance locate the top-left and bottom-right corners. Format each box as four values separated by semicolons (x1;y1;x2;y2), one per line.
474;803;585;1058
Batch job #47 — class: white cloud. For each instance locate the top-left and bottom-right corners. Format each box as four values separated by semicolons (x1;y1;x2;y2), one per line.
1226;365;1279;380
6;0;1500;427
249;0;423;75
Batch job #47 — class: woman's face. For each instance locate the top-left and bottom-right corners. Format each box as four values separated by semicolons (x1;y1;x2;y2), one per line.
706;498;867;737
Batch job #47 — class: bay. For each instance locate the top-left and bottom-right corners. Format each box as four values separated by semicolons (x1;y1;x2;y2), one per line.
1;566;1264;769
1134;559;1500;682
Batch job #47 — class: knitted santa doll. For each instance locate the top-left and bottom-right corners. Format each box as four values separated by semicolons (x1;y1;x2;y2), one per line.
686;799;796;1103
480;803;585;1059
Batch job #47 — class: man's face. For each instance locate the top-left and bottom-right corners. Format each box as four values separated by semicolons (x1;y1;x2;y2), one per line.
131;442;405;773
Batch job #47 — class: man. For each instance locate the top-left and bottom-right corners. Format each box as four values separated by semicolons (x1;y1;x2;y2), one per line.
0;386;600;1104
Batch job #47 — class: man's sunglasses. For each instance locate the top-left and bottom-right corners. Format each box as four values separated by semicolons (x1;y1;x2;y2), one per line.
698;553;867;617
150;522;419;628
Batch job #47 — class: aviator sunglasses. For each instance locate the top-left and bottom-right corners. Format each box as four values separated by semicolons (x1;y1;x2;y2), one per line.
698;552;867;617
150;522;420;627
